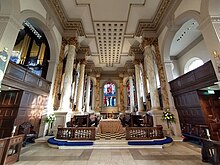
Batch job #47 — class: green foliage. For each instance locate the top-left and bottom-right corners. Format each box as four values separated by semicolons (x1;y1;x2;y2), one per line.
161;110;176;124
44;114;56;123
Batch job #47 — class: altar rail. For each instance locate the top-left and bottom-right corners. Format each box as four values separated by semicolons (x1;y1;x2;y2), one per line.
126;126;164;140
0;134;24;165
56;127;96;140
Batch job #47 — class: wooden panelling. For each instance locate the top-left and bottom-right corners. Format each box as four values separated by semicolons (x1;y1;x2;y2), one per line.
170;61;217;96
3;62;51;95
169;61;218;139
14;91;48;135
0;90;23;138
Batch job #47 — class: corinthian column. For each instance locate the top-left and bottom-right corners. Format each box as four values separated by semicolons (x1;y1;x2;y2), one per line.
152;39;169;109
128;74;135;112
75;60;86;112
52;39;67;110
134;60;144;112
143;41;160;110
119;74;125;112
85;75;91;112
60;37;77;112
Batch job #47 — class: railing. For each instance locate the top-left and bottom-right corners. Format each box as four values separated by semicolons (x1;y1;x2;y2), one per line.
0;134;24;165
201;138;220;165
126;125;164;140
56;127;96;140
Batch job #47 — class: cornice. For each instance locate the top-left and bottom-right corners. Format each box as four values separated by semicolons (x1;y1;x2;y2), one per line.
135;0;172;36
47;0;85;36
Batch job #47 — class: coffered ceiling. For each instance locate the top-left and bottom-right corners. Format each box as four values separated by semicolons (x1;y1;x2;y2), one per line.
43;0;181;72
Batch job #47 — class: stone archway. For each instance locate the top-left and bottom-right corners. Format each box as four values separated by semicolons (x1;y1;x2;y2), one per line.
19;10;60;82
161;10;201;79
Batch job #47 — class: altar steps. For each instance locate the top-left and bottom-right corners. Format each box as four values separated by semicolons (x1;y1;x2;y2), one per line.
46;137;173;149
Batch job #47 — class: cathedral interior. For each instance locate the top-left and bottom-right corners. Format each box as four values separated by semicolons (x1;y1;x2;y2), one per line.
0;0;220;164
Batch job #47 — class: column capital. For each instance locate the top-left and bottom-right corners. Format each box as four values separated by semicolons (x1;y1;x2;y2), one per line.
62;37;78;47
141;37;155;48
127;69;134;76
129;46;144;60
79;59;86;65
62;38;68;47
133;59;141;65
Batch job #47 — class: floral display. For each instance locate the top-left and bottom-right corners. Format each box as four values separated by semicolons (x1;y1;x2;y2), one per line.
162;110;176;128
45;114;56;123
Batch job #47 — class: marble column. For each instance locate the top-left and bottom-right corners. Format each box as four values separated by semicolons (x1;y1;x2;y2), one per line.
60;37;77;112
141;62;150;110
75;60;86;112
134;60;144;112
85;75;91;112
143;45;160;110
95;74;100;112
129;75;135;112
119;75;125;112
152;39;170;109
52;39;67;110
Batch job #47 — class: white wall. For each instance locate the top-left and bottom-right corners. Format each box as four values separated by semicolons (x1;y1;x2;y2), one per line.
175;40;210;75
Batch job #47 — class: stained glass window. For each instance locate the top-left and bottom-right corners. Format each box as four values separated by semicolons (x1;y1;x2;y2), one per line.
103;82;116;107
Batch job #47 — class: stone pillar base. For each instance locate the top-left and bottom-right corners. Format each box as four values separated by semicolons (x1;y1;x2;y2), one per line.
149;108;164;127
51;111;72;135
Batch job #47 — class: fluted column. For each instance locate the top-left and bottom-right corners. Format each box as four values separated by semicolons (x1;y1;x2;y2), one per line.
60;37;77;112
134;60;144;112
119;74;125;112
95;74;100;112
85;75;91;112
152;39;170;109
52;39;67;110
141;62;150;110
143;45;160;110
75;60;86;112
128;75;135;112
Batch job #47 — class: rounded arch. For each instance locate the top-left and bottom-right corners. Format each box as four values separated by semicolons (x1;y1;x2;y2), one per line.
19;10;59;62
161;10;201;62
184;57;204;74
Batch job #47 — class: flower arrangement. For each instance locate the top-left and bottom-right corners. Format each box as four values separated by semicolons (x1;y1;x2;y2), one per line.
44;114;56;136
45;114;56;123
162;110;176;128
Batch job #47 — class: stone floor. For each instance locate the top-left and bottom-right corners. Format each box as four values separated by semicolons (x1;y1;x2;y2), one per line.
14;140;212;165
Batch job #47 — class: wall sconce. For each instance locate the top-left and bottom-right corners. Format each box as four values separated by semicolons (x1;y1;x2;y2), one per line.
213;50;219;59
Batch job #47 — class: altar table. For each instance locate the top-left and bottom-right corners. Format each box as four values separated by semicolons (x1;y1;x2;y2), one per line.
97;119;124;134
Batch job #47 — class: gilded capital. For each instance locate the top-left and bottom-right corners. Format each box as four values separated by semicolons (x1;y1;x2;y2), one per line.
79;59;86;65
133;59;141;65
141;37;154;48
62;38;68;47
67;37;78;46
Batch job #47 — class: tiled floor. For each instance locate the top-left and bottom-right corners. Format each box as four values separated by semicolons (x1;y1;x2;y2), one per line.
14;140;212;165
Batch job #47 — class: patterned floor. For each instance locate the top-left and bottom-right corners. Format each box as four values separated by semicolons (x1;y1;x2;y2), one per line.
95;132;126;140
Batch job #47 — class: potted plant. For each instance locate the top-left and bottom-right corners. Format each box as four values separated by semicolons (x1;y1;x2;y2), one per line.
44;114;56;135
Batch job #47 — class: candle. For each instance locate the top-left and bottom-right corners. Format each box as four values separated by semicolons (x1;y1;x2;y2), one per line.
12;125;17;133
206;129;210;138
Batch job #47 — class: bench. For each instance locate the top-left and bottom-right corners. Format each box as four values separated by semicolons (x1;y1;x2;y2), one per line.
18;122;37;146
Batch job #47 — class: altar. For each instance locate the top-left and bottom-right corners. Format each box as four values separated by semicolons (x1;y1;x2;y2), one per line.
97;119;124;134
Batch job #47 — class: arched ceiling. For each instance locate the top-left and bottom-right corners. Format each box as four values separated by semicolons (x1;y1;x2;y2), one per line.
42;0;182;72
